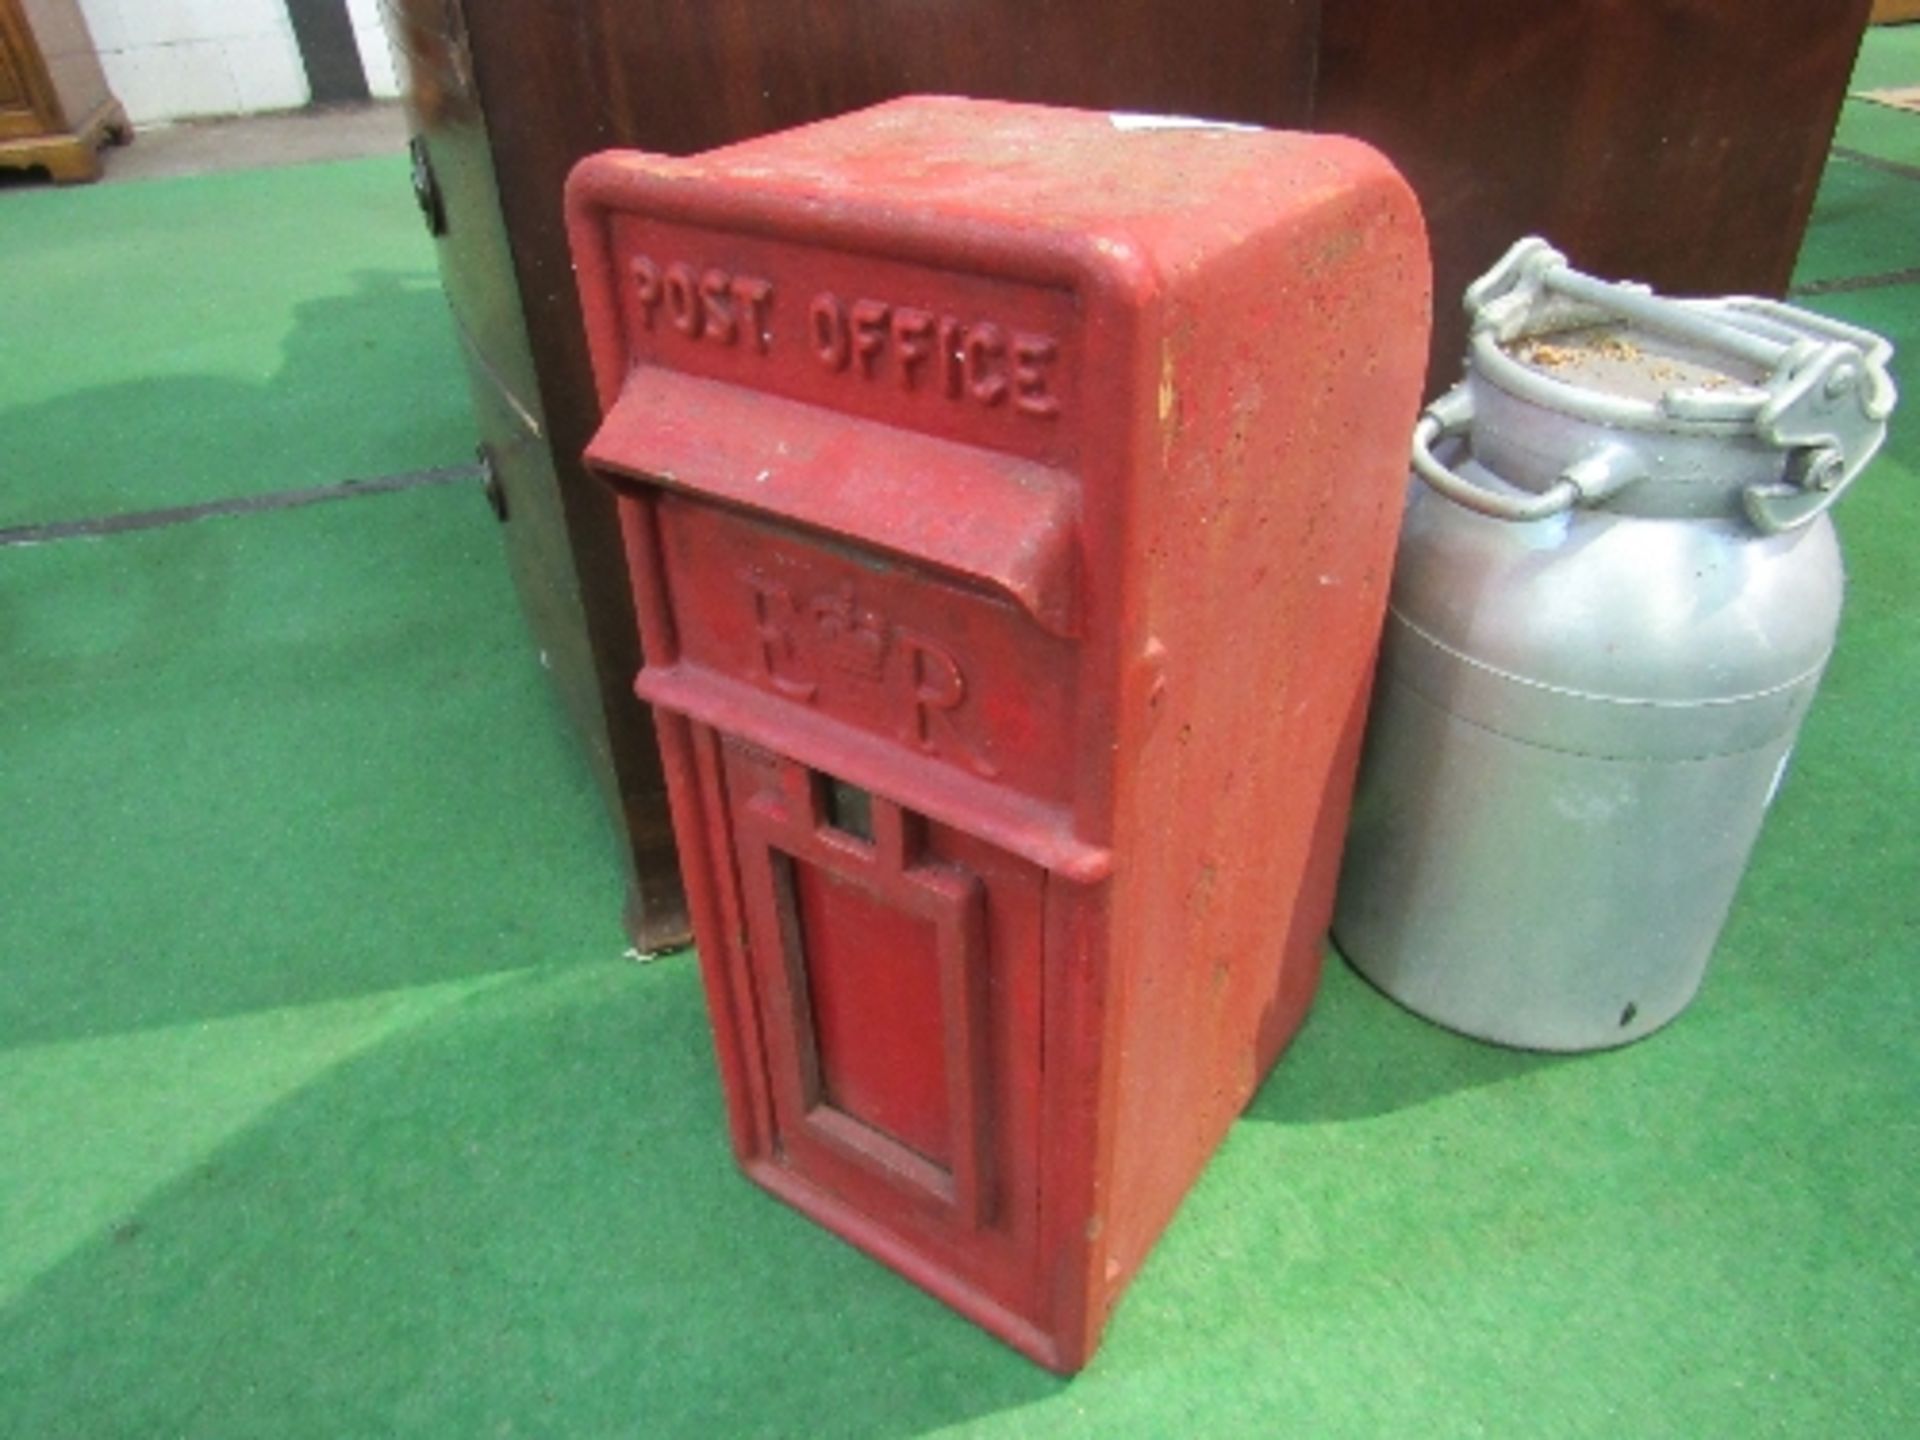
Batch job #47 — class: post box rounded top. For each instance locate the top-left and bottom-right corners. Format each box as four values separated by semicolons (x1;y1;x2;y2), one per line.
566;95;1419;305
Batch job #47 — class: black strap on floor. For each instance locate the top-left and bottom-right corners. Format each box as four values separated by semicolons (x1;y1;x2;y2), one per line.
0;463;483;548
1831;144;1920;186
1791;265;1920;298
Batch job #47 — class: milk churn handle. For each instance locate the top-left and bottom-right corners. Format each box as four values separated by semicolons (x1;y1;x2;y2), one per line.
1411;387;1643;523
1464;239;1898;534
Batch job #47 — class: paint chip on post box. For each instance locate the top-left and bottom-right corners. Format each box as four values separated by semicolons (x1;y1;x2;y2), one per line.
567;96;1431;1372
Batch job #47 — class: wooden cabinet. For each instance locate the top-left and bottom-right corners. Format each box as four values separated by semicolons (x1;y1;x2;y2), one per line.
0;0;128;183
384;0;690;948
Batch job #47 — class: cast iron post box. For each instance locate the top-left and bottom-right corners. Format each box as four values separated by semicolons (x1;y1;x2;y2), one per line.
567;97;1429;1372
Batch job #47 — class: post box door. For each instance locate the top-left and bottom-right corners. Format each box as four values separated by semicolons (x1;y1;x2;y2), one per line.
713;732;1049;1307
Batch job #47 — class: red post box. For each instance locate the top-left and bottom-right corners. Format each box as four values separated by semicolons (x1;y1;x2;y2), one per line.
567;98;1429;1372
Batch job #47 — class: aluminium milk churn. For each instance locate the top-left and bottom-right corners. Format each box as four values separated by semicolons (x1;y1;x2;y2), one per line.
1332;237;1898;1051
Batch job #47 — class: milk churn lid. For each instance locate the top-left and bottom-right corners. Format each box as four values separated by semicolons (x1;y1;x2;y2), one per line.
1411;238;1897;532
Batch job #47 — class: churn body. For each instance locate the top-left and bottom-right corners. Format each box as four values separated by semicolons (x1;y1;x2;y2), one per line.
1335;240;1896;1052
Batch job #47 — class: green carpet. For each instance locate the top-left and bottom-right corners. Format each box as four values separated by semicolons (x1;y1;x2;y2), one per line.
3;32;1918;1437
1830;21;1920;183
0;156;473;527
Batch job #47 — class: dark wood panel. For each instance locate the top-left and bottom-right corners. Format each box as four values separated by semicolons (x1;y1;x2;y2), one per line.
1316;0;1871;390
386;0;689;946
384;3;540;413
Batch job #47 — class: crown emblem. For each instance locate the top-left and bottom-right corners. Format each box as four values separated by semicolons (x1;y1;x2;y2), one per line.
811;583;889;679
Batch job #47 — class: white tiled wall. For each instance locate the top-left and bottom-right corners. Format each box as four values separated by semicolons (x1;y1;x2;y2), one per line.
345;0;400;99
78;0;310;123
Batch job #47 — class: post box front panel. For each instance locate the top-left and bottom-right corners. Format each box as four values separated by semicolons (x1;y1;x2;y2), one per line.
656;495;1080;807
607;216;1083;468
711;731;1049;1316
